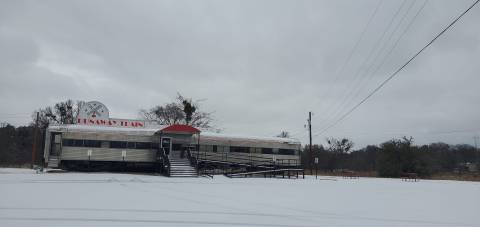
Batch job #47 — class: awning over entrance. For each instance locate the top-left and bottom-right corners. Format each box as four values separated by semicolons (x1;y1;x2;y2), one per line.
159;124;201;134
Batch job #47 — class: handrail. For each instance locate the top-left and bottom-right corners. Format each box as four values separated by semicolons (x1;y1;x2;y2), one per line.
160;148;170;176
197;151;273;161
198;152;272;162
190;150;302;177
197;151;300;164
195;151;277;167
186;149;214;178
226;168;304;177
186;149;197;167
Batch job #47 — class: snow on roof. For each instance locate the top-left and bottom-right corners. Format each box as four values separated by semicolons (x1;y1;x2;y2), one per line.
48;124;162;135
47;124;301;144
200;131;301;145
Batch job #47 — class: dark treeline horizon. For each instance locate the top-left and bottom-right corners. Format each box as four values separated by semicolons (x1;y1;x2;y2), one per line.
302;136;479;177
1;122;479;178
0;123;44;167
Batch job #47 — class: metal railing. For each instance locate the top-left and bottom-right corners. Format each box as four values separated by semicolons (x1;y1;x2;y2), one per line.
184;149;303;177
186;149;214;178
194;150;300;167
158;148;170;176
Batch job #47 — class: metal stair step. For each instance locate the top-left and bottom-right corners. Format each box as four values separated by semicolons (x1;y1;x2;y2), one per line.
167;157;198;177
47;156;60;168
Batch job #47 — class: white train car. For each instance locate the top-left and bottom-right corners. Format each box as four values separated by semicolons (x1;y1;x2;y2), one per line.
43;124;162;169
42;101;302;175
196;132;301;167
43;124;301;170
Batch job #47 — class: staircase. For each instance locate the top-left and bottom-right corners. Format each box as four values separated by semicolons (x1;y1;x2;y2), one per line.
47;156;60;168
169;158;198;177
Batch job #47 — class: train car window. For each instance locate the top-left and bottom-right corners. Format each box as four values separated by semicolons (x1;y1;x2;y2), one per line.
84;140;101;148
230;146;238;152
62;139;74;146
73;139;84;147
217;146;227;153
278;149;295;155
231;146;249;153
151;143;159;149
110;141;127;148
261;148;274;154
206;145;213;152
212;145;217;153
135;142;151;149
101;141;109;148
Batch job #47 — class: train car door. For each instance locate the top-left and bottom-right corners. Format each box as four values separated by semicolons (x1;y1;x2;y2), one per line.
161;137;172;156
51;132;62;157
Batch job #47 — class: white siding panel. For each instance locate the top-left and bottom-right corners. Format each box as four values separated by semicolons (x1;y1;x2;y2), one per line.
61;147;156;162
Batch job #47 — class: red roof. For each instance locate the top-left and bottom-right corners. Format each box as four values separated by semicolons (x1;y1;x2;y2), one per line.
160;124;201;133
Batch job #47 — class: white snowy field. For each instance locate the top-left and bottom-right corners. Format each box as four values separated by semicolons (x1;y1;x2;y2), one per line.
0;168;479;227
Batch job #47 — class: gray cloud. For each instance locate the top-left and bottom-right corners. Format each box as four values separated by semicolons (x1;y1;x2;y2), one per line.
0;0;479;148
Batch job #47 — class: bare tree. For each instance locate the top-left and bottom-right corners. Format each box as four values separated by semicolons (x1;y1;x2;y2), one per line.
277;131;290;138
326;137;354;153
33;100;83;129
177;95;196;125
139;93;213;128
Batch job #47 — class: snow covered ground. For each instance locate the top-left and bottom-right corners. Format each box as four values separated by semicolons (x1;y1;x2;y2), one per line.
0;168;479;227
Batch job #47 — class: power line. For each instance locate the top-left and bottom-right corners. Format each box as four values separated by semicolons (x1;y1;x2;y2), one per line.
314;0;480;137
315;0;408;130
327;128;480;136
327;0;425;128
312;0;384;111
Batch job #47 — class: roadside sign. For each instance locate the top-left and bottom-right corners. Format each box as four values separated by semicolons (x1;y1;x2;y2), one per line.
314;157;318;164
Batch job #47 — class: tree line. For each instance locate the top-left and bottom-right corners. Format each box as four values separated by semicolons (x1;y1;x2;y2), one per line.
301;137;479;177
0;124;43;167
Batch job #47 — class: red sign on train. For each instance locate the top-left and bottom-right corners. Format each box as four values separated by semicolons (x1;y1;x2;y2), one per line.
76;118;145;128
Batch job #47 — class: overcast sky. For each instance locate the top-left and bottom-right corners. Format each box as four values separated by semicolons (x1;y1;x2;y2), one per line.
1;0;479;148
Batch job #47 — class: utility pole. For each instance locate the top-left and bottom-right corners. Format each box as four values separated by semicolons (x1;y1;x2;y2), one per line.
31;112;39;169
308;112;312;174
474;136;479;151
475;136;479;172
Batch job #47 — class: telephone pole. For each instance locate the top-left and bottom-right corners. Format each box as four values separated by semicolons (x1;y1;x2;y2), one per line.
475;136;479;171
31;112;39;169
474;136;479;151
308;112;312;174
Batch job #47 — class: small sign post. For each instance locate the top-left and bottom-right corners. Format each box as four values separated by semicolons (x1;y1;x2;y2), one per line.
87;149;92;171
314;157;319;179
122;150;126;161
